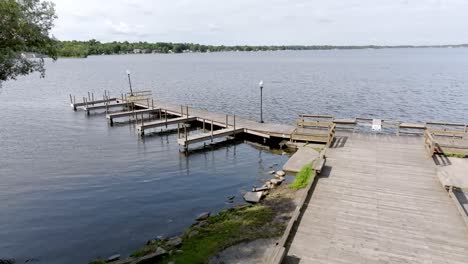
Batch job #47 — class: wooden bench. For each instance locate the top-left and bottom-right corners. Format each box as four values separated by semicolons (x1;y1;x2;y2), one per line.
313;150;327;174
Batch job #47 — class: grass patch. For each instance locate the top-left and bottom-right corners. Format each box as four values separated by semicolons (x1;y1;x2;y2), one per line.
289;163;316;189
131;205;283;264
444;153;468;158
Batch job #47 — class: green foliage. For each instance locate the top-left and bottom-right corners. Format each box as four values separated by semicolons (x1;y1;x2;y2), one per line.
55;41;468;58
0;0;58;81
290;163;316;189
131;205;283;264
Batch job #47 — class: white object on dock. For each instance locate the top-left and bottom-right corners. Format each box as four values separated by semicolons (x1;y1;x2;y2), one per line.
372;119;382;131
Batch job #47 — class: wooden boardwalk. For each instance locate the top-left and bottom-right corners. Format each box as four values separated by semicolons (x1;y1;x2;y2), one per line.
286;133;468;264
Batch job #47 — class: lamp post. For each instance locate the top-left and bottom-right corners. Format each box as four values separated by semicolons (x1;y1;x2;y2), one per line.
126;70;133;96
259;80;264;123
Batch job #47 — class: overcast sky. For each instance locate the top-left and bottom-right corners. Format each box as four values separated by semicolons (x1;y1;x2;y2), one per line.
51;0;468;45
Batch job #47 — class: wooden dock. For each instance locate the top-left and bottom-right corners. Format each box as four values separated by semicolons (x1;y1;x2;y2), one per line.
137;116;197;135
68;91;468;263
83;102;128;114
177;127;245;147
285;133;468;264
106;108;161;125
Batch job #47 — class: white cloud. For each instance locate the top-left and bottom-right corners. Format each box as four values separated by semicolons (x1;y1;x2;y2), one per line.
50;0;468;45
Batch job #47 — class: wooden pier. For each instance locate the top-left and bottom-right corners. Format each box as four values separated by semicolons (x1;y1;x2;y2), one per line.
177;127;245;147
68;91;468;264
83;102;128;115
284;133;468;264
137;116;197;135
69;91;468;155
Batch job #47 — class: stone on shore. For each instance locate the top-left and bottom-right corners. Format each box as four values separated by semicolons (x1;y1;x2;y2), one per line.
243;191;262;203
267;170;276;175
107;254;120;262
276;170;286;177
270;178;282;185
196;212;211;221
167;236;183;247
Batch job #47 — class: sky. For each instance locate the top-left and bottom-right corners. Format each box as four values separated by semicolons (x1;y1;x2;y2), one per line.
51;0;468;45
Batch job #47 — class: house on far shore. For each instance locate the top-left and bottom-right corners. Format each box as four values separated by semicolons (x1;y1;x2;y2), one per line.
132;49;141;54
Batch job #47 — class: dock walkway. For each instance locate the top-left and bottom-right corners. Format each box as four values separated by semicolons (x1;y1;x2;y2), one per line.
286;133;468;264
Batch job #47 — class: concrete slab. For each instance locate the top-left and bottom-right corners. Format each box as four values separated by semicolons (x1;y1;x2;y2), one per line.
282;147;319;173
437;158;468;188
243;191;262;203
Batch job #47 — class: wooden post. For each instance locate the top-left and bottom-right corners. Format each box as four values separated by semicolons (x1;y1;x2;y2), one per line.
233;115;236;137
185;123;188;144
211;120;214;141
225;115;228;128
88;92;91;101
181;105;183;117
152;99;154;109
186;106;189;117
203;119;206;132
69;94;73;104
165;109;168;128
146;98;150;108
92;93;94;103
177;123;180;138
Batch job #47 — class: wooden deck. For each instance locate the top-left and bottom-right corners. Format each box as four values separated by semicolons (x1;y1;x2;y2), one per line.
177;127;244;147
83;102;128;114
286;133;468;264
137;116;197;135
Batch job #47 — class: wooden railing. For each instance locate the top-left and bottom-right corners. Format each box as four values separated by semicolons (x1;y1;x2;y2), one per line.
327;123;336;147
424;129;437;157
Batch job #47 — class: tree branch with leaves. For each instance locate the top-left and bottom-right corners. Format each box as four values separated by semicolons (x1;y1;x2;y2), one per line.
0;0;58;81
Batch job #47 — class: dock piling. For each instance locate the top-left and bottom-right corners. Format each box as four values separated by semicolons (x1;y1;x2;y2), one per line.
211;120;214;142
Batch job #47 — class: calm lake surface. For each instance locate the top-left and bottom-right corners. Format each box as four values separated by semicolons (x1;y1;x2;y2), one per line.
1;49;468;263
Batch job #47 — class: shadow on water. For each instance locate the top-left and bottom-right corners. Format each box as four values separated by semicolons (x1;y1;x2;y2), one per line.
282;165;333;262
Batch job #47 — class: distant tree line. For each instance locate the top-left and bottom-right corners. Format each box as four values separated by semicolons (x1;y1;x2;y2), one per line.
57;40;468;58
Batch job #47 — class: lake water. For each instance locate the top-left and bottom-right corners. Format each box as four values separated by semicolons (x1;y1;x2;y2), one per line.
1;49;468;263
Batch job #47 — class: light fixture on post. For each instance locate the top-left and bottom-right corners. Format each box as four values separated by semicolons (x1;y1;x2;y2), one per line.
259;80;264;123
126;69;133;96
